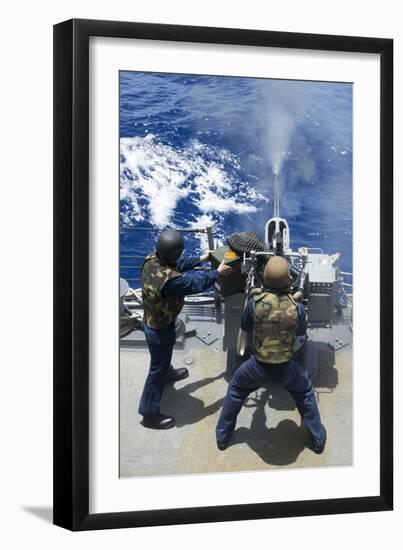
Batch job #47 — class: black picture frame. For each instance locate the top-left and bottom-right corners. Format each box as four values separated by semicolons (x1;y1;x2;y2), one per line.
53;18;393;531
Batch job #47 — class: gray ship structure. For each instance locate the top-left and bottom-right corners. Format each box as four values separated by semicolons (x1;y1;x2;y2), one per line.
119;174;353;477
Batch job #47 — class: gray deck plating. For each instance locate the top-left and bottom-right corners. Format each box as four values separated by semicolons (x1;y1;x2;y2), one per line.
119;305;352;478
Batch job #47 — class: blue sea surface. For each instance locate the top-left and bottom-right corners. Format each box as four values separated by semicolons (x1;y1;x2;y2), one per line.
120;72;352;286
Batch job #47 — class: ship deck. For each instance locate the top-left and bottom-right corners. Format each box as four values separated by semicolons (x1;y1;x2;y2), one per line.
120;303;352;477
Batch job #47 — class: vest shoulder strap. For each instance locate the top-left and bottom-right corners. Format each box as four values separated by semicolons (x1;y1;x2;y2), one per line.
285;293;298;308
141;252;155;271
254;291;279;303
253;291;273;304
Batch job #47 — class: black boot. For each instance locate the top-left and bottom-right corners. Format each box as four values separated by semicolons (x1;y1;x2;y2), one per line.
217;440;229;451
167;367;189;383
216;435;232;451
312;425;327;454
141;414;176;430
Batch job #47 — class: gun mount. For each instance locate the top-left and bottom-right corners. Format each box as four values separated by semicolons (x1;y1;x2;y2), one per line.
209;172;352;372
211;172;345;328
211;236;343;327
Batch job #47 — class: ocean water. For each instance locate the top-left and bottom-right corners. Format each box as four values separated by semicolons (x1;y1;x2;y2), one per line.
120;72;352;286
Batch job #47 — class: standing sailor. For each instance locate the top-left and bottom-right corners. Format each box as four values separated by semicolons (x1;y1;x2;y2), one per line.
139;229;232;429
215;255;326;453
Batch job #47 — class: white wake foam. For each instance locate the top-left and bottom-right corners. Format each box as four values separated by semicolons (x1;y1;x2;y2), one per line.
120;135;267;229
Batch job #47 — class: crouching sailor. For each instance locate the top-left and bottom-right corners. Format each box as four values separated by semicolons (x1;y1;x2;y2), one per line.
139;229;232;429
215;255;326;453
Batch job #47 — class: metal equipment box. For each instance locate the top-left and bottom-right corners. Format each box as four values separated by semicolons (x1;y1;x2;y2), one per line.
305;253;337;325
210;245;245;297
307;293;333;324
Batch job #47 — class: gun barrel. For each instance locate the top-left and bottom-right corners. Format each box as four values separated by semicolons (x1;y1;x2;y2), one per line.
273;173;280;218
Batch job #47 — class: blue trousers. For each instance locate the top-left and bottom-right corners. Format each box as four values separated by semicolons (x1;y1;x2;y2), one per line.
216;356;325;448
138;322;176;417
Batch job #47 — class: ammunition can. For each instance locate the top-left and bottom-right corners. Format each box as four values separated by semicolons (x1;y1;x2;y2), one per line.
210;245;246;297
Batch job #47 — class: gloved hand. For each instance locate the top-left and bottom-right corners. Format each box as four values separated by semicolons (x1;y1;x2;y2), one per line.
218;261;233;277
292;290;303;302
249;287;262;297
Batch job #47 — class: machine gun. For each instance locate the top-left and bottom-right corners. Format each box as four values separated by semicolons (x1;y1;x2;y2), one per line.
210;172;346;370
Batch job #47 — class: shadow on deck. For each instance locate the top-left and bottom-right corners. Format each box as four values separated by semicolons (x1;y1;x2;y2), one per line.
161;373;225;427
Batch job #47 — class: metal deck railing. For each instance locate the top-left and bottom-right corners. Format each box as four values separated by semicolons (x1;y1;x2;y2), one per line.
338;270;353;306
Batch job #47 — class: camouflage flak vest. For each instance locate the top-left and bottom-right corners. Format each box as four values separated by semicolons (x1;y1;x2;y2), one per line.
141;254;185;329
253;291;298;364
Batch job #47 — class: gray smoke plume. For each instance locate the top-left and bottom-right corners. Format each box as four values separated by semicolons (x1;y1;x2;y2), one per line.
262;80;308;178
266;104;295;176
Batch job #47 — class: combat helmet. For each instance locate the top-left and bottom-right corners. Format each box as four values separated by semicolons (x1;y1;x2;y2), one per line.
156;229;184;262
264;256;291;290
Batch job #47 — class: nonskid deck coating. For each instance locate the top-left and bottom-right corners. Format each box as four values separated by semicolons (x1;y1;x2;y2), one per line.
120;341;352;477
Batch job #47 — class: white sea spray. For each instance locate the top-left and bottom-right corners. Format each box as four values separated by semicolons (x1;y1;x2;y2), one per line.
120;135;268;230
